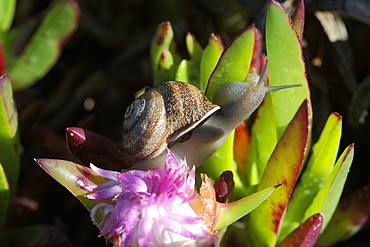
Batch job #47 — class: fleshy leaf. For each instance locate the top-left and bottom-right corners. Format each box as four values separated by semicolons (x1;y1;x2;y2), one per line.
35;159;110;211
151;22;173;69
66;127;137;170
199;131;235;180
247;93;277;187
158;49;173;70
0;41;5;75
303;144;355;231
200;34;223;92
281;112;342;239
201;25;256;198
0;75;20;197
0;163;10;229
175;59;189;82
0;0;16;38
7;0;80;90
156;48;175;83
205;25;255;100
215;185;279;231
233;122;250;178
186;33;202;60
214;171;235;203
199;131;244;198
150;22;174;85
277;213;323;247
186;33;203;88
247;100;310;247
292;0;305;40
249;28;264;74
266;0;311;138
317;181;370;246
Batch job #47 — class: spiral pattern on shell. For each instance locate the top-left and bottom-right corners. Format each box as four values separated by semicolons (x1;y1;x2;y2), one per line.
122;81;220;160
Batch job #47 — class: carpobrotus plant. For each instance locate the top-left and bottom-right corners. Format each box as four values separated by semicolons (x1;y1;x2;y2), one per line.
1;0;364;246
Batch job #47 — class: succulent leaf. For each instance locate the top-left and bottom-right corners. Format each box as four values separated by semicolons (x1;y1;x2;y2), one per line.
7;0;80;90
247;100;310;246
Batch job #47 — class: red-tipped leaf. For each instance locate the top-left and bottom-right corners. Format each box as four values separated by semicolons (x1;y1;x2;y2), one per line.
66;127;137;170
35;158;109;211
292;0;305;40
0;41;5;75
247;100;310;246
205;25;255;100
278;213;323;247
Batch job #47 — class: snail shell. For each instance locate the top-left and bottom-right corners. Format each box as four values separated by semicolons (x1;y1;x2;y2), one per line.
122;81;220;160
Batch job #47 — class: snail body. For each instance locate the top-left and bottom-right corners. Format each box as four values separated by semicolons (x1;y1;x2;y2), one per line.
123;60;301;169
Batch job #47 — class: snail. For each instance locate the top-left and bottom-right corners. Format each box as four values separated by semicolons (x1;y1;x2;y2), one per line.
123;58;302;169
122;81;220;161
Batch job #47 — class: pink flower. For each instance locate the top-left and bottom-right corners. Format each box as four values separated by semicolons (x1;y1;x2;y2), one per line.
85;150;218;247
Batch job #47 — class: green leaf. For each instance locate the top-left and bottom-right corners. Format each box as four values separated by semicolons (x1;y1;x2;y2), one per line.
247;100;310;247
266;0;311;138
186;33;202;59
175;59;189;82
215;185;278;231
186;33;203;88
0;0;16;38
247;92;277;187
35;159;110;211
150;22;174;85
303;144;355;231
304;113;342;181
7;0;80;91
199;130;244;199
281;113;342;239
200;34;223;92
0;163;10;229
156;48;175;83
199;131;233;178
317;181;370;246
205;25;255;100
0;75;20;197
200;26;255;192
151;22;173;69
